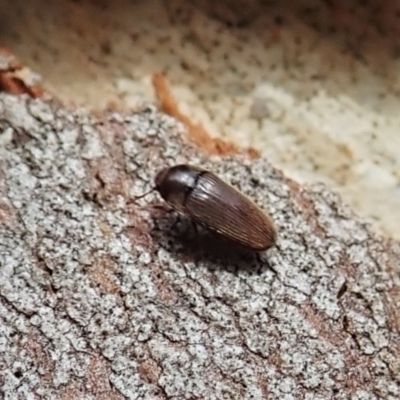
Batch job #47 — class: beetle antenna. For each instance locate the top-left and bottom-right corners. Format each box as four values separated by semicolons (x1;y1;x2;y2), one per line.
128;187;156;204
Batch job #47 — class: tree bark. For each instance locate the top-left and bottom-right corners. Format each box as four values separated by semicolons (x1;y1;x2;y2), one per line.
0;68;400;399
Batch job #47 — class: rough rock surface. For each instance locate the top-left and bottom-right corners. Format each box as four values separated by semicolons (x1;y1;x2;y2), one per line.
0;92;399;399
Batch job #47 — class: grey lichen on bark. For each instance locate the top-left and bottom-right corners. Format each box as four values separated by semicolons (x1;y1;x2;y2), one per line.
0;91;399;400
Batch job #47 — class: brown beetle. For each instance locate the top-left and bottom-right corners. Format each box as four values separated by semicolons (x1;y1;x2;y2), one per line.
136;164;277;250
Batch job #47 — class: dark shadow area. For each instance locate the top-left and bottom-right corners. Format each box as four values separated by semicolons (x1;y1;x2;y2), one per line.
148;208;275;275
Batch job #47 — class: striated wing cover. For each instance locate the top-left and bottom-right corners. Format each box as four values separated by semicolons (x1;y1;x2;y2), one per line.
185;172;276;250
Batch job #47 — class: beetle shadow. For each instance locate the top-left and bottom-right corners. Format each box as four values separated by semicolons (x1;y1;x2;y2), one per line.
149;210;270;274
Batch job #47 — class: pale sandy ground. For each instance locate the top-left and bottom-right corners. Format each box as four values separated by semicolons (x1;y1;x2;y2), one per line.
1;0;399;239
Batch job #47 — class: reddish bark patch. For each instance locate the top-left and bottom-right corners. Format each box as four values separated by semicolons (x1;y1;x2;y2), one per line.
0;47;44;98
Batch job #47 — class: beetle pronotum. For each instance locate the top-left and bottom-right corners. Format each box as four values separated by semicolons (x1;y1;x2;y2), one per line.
135;164;277;251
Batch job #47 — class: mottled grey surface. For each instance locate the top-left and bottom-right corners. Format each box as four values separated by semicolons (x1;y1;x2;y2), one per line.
0;93;399;399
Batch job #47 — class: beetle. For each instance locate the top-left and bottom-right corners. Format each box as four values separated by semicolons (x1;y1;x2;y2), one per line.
135;164;277;251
